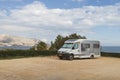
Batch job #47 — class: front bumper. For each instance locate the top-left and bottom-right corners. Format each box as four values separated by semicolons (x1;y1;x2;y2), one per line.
57;53;70;58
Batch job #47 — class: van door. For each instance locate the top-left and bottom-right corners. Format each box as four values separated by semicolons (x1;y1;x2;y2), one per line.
81;43;90;56
93;44;100;55
71;42;80;57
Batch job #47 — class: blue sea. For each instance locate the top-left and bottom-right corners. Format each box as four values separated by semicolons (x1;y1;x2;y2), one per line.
101;46;120;53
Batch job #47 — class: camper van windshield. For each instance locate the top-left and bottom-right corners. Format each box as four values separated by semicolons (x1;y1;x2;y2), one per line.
62;43;73;49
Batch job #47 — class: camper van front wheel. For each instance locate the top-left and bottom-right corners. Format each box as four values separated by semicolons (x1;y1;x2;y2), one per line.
68;54;74;60
90;55;94;59
58;56;63;59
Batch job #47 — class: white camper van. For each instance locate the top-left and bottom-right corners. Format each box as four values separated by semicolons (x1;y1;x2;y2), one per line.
57;39;100;60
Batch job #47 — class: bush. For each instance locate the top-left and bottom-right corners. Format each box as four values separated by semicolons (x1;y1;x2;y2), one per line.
0;50;57;59
101;52;120;58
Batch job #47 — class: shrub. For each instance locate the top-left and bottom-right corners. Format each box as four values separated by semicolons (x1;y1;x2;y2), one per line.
101;52;120;58
0;50;57;59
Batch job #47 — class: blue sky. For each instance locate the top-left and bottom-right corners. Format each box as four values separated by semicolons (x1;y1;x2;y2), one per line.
0;0;120;46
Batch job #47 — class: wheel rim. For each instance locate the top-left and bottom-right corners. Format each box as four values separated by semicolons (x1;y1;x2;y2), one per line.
69;55;73;60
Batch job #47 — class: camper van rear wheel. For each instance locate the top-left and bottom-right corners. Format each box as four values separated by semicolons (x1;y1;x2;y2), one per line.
68;54;74;60
90;55;94;59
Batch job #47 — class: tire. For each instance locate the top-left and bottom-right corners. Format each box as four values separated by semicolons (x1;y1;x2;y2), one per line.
58;56;63;59
68;54;74;60
90;55;94;59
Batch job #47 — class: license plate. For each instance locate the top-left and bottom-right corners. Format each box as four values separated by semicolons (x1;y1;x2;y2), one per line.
59;54;62;56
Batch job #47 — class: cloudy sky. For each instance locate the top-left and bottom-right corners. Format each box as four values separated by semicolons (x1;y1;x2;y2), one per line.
0;0;120;46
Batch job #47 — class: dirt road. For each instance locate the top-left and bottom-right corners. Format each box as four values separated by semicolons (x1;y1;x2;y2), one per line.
0;57;120;80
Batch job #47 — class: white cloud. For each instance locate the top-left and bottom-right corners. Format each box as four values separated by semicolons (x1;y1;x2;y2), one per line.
0;10;7;17
72;0;84;2
41;39;47;43
0;25;34;32
0;1;120;42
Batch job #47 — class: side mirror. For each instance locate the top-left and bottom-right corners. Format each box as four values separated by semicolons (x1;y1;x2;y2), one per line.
72;47;75;50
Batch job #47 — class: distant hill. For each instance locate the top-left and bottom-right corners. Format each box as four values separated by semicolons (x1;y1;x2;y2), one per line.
0;34;40;50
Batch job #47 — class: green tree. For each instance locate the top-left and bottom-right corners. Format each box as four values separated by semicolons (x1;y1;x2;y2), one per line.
54;35;64;50
49;41;56;51
31;41;47;51
49;33;86;51
68;33;86;39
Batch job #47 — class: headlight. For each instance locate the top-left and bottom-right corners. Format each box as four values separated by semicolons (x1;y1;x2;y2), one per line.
57;53;62;56
58;51;62;53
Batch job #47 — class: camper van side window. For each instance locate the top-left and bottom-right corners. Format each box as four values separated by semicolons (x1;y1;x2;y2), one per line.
93;44;100;48
81;44;90;51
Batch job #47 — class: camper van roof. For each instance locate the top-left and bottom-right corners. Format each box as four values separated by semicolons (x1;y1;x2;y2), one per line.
66;39;78;41
65;39;99;43
65;39;86;43
66;39;86;41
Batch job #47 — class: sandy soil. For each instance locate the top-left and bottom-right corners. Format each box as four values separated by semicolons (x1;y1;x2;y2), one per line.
0;56;120;80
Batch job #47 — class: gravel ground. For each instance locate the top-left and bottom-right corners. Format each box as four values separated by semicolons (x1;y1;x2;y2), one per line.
0;56;120;80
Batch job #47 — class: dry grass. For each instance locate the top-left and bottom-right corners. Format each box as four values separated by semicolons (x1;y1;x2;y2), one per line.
0;56;120;80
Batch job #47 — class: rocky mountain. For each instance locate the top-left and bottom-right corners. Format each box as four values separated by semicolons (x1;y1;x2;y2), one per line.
0;34;39;47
